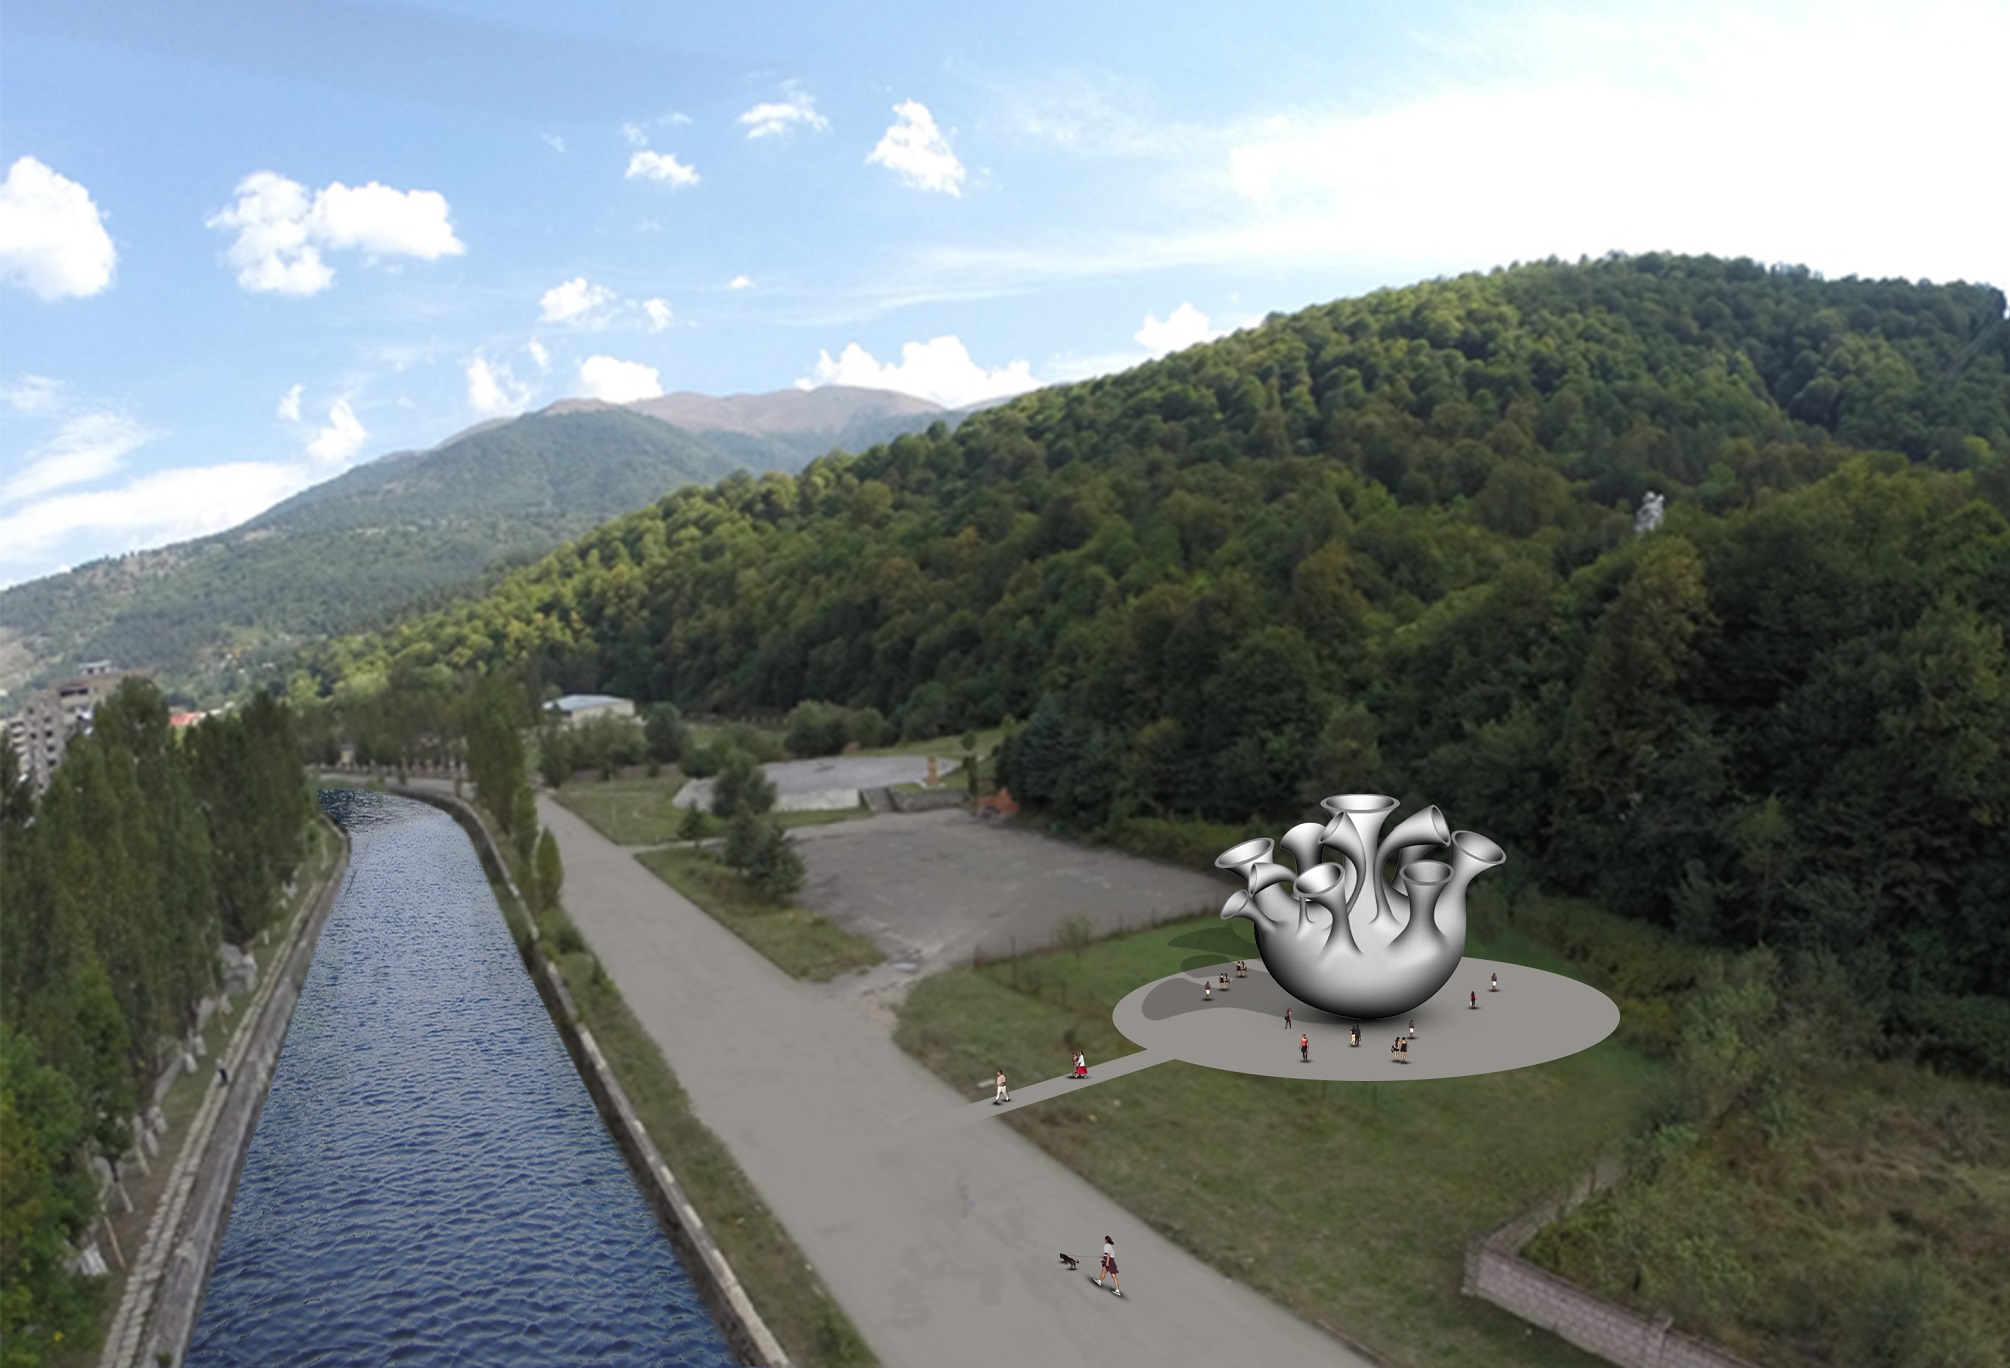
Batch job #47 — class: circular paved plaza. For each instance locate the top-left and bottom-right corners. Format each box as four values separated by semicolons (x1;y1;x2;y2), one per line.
1112;956;1619;1081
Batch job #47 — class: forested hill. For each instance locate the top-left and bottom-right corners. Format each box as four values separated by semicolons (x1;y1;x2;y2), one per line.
324;254;2010;1067
2;407;848;704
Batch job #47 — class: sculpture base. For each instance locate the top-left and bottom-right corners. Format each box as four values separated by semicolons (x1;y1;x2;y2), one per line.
1111;956;1618;1082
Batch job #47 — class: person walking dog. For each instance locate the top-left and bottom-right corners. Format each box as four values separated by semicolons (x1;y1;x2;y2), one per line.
1095;1236;1123;1296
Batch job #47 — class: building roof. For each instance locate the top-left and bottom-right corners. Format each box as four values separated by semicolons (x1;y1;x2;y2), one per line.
549;694;632;713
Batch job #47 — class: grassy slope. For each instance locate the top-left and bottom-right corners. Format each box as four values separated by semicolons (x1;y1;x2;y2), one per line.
894;912;1672;1368
634;847;882;982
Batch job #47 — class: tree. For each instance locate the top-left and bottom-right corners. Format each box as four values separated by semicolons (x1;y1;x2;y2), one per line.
533;829;564;913
744;823;805;900
710;750;776;820
642;703;688;764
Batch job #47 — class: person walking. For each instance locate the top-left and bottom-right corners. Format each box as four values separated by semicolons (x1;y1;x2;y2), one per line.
1391;1036;1400;1062
1470;990;1478;1009
1095;1236;1122;1296
993;1068;1011;1105
1399;1038;1409;1064
1491;971;1500;992
1407;1019;1416;1039
1204;981;1212;1001
1073;1051;1089;1080
1300;1033;1310;1063
1349;1024;1360;1048
1285;1006;1293;1030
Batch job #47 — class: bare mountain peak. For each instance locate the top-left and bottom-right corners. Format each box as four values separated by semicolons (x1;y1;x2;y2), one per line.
547;385;946;437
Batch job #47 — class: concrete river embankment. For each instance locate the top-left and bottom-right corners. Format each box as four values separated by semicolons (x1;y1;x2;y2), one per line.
185;789;737;1366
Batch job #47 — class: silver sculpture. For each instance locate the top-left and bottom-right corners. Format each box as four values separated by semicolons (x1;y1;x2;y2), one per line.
1216;794;1505;1019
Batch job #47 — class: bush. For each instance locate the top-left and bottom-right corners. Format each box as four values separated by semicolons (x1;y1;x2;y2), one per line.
786;700;851;757
853;706;894;749
681;738;721;778
678;804;712;841
724;722;785;763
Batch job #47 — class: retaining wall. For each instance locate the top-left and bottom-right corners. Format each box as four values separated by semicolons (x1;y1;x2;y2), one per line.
886;786;968;813
1462;1160;1765;1368
396;785;791;1368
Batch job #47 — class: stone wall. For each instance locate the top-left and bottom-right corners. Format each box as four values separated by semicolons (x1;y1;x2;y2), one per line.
398;786;792;1368
1462;1161;1764;1368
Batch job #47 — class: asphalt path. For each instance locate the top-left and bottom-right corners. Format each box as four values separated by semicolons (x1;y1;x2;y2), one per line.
535;794;1375;1368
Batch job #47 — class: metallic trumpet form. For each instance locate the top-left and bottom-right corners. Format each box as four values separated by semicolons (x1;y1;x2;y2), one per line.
1216;795;1505;1019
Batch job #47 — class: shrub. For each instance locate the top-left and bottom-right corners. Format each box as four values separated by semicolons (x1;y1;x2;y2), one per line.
677;804;712;841
786;700;851;757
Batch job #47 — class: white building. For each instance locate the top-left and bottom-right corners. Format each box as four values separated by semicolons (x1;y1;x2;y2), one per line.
547;694;636;726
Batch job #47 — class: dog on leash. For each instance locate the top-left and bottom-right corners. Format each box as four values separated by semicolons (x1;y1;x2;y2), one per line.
1058;1252;1081;1271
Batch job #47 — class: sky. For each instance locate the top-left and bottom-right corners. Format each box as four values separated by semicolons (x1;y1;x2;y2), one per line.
2;0;2006;589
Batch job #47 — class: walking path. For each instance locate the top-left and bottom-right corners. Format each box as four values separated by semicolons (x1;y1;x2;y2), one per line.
537;794;1375;1368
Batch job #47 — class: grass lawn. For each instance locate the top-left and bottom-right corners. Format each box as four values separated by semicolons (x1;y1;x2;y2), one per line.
894;912;1674;1368
634;846;884;982
551;773;689;845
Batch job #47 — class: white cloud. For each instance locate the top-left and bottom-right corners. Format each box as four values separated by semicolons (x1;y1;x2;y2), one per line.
577;355;663;403
799;335;1038;408
276;383;303;421
1136;303;1224;356
0;412;153;504
839;4;2006;314
540;276;618;327
621;122;649;148
0;156;118;300
727;274;753;290
465;355;532;417
867;100;966;196
626;150;700;186
3;375;65;414
527;339;551;371
305;399;366;469
739;89;830;139
643;298;673;331
543;132;566;153
0;460;325;588
206;171;463;295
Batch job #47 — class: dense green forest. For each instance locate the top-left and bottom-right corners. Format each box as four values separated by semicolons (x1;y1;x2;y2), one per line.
315;253;2010;1075
0;685;312;1360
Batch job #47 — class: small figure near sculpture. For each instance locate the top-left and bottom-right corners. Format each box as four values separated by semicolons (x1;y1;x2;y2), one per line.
1300;1033;1310;1063
1491;972;1500;992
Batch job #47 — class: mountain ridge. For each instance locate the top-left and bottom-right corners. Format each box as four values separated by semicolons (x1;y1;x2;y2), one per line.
0;388;964;705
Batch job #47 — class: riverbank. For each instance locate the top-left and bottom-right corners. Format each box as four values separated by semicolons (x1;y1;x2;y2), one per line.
390;785;795;1366
89;812;351;1368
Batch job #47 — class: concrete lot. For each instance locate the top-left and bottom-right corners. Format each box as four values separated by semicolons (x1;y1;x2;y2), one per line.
789;808;1228;974
675;754;960;813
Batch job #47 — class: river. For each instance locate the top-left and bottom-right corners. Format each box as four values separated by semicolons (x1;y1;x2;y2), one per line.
186;789;737;1367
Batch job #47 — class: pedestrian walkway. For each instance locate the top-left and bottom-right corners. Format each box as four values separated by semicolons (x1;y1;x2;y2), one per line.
536;795;1375;1368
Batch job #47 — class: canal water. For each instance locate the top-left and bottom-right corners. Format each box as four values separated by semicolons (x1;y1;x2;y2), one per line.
187;790;737;1367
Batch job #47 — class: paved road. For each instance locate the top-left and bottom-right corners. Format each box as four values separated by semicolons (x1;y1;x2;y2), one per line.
536;795;1374;1368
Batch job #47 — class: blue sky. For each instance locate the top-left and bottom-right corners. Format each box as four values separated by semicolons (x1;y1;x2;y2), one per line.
2;0;2005;588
